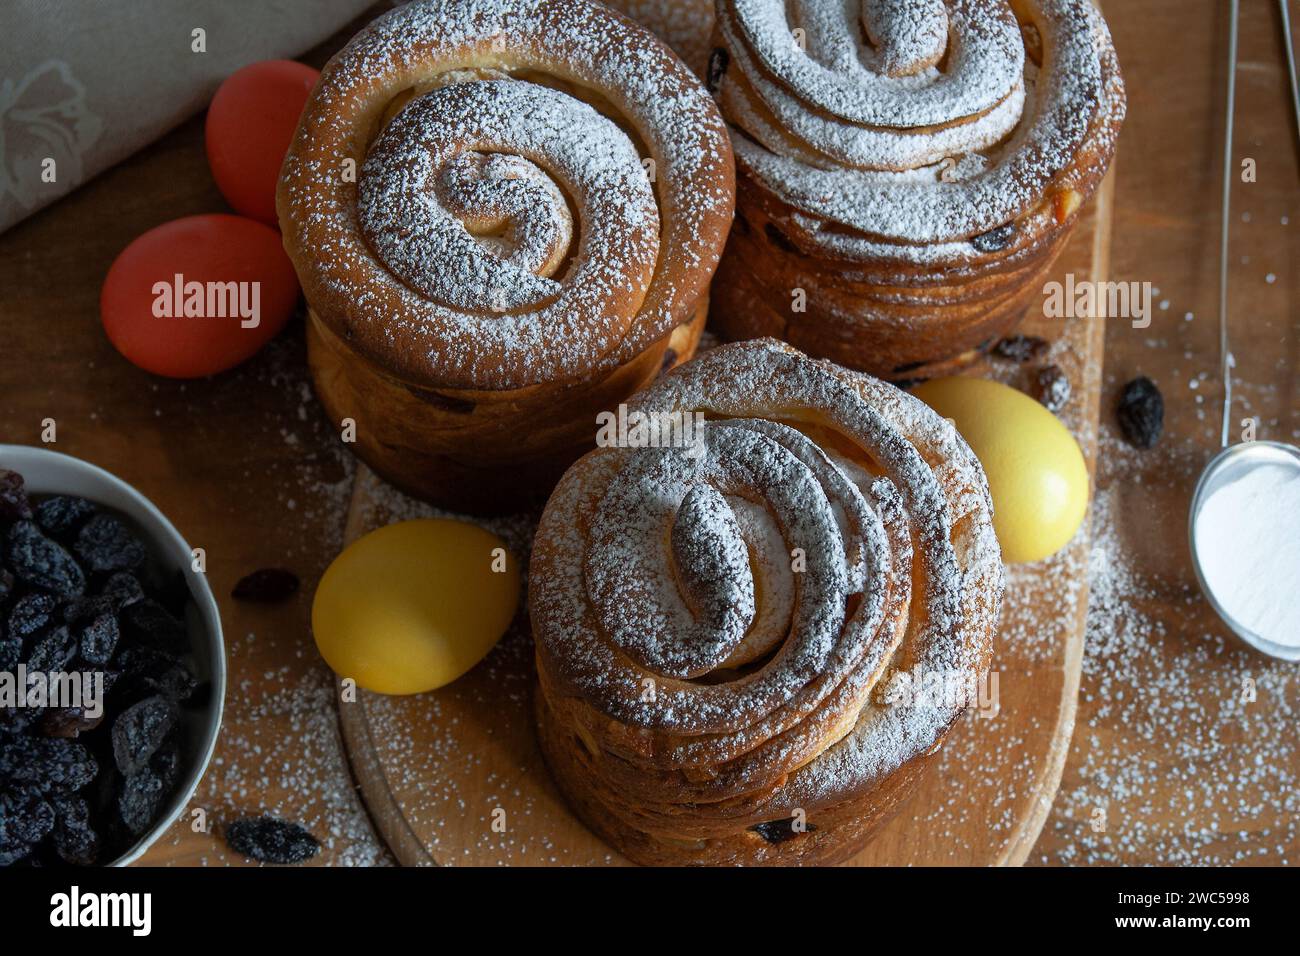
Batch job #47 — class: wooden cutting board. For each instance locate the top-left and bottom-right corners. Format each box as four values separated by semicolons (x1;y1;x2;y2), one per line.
333;0;1115;867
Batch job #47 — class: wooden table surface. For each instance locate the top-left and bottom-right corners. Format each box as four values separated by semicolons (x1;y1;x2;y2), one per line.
1;1;1296;867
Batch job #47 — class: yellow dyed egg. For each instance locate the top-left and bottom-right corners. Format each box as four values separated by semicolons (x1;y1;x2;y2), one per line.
912;376;1089;564
312;519;520;694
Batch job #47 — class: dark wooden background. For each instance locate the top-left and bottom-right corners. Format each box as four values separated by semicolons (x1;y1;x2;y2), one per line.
1;1;1296;866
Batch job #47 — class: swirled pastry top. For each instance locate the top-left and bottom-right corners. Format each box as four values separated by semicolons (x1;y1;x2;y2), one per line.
715;0;1124;247
277;0;735;391
531;340;1003;802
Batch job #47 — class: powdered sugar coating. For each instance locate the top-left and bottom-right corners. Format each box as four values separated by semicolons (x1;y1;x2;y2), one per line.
277;0;734;390
531;340;1004;804
715;0;1125;249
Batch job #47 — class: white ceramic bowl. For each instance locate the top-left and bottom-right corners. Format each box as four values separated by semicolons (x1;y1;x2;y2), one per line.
0;444;225;866
1188;440;1300;663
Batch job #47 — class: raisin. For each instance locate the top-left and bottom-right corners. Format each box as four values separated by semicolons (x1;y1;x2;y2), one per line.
117;767;165;837
150;737;183;792
78;614;120;667
1117;376;1164;449
0;736;98;793
0;567;14;604
1034;364;1072;413
232;568;300;603
27;624;78;673
8;592;58;642
115;646;196;702
50;795;100;866
75;514;146;574
0;793;55;846
0;704;46;735
970;223;1016;252
122;599;187;651
101;572;145;611
225;817;321;864
0;632;19;670
34;496;97;539
706;46;729;95
5;521;85;599
992;334;1050;362
748;816;818;845
111;695;179;776
0;794;55;865
0;470;33;525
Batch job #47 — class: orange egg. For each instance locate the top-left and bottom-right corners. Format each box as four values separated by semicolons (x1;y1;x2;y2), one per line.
205;59;319;225
100;214;300;378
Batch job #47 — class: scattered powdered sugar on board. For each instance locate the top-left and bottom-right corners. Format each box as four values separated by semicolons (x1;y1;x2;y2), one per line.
1037;384;1300;866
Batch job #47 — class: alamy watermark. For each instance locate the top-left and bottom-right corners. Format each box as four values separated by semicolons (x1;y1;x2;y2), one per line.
1043;273;1152;329
596;404;706;457
878;667;1000;720
151;273;261;328
0;665;104;719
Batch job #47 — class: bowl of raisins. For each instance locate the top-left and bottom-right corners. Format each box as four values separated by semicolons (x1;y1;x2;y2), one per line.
0;445;225;867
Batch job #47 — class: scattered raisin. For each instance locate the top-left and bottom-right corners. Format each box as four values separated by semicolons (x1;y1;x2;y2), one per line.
225;817;321;865
748;817;818;845
5;522;85;599
970;223;1016;252
992;335;1050;362
231;568;300;603
111;695;179;776
1117;376;1164;448
75;514;147;573
1034;364;1072;413
34;496;97;539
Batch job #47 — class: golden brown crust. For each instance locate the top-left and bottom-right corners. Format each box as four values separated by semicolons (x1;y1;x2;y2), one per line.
708;0;1125;381
531;340;1003;864
277;0;734;509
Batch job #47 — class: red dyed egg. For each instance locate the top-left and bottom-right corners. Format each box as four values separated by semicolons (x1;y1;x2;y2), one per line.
205;59;319;225
101;214;299;378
